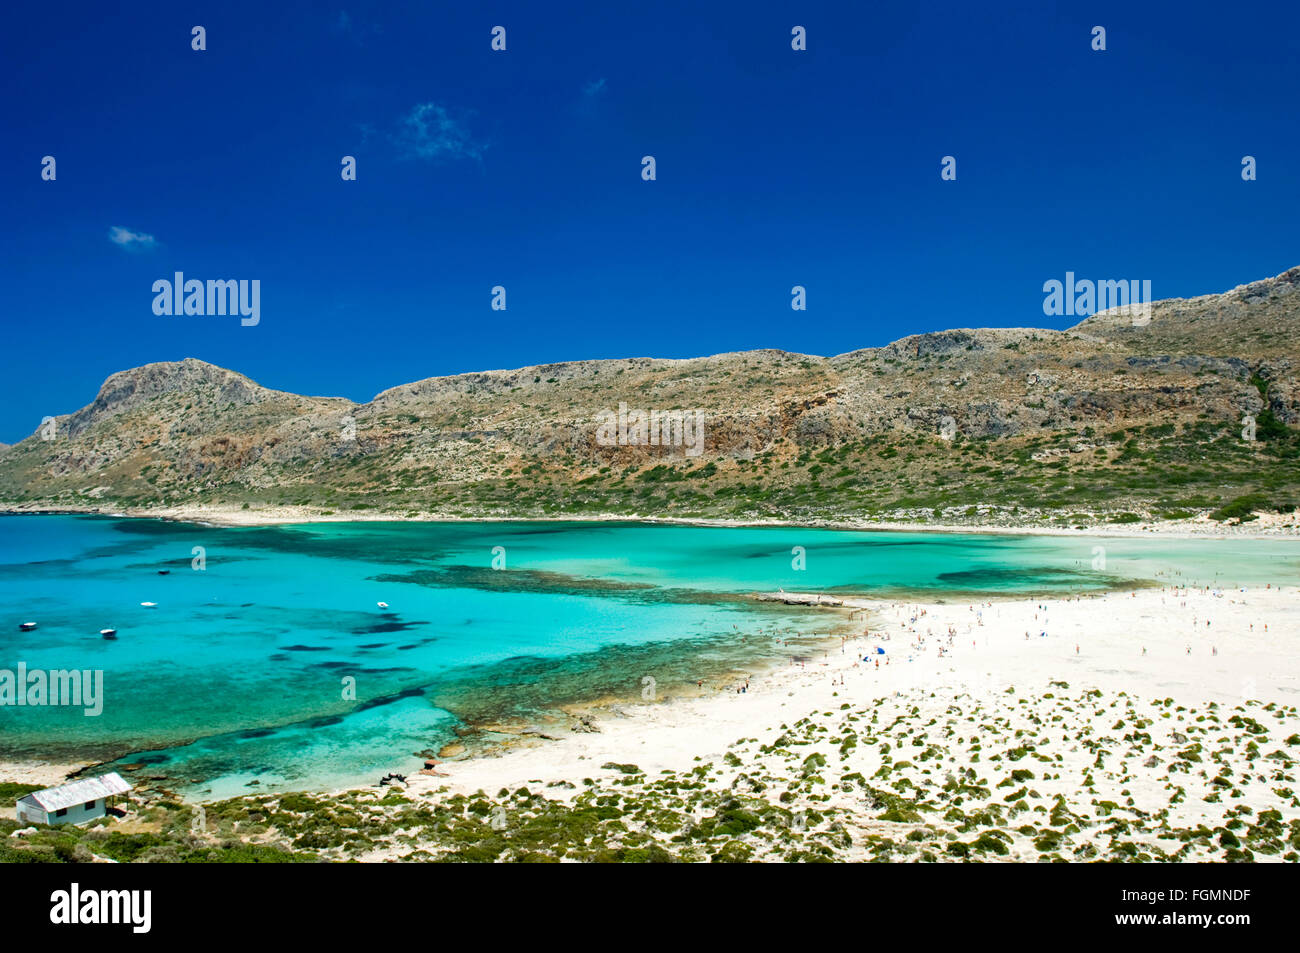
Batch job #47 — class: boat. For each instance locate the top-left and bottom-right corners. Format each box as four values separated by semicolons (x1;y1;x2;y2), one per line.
157;570;171;575
140;602;157;608
101;628;117;640
19;622;37;632
377;602;390;609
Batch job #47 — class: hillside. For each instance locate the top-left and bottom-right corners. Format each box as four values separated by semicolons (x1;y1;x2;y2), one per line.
2;267;1298;528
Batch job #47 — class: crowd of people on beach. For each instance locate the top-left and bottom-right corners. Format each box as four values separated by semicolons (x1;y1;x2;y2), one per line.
710;581;1289;700
634;579;1288;721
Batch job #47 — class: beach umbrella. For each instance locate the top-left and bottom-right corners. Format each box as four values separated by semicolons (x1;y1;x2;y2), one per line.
876;647;886;655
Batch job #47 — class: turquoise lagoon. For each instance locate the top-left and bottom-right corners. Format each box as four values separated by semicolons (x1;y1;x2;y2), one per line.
1;514;1296;798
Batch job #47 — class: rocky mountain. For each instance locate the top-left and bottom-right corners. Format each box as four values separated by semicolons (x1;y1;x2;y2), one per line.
2;267;1297;527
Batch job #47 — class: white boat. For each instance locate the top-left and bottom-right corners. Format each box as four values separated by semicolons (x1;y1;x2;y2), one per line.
101;628;117;640
140;602;157;608
19;622;37;632
377;602;389;609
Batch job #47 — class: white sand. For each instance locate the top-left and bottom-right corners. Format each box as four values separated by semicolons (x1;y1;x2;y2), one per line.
0;760;94;789
411;584;1300;801
6;584;1296;850
3;501;1297;538
6;584;1296;862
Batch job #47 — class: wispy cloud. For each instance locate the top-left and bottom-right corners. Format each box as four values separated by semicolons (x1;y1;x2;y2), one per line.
108;226;157;250
333;9;380;43
391;103;486;163
576;78;608;118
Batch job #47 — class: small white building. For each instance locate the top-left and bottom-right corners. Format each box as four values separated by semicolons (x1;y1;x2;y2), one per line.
14;772;132;826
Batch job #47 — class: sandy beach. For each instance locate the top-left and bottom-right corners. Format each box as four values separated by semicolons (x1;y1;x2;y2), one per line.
407;584;1300;798
9;584;1297;792
4;582;1298;862
3;500;1299;539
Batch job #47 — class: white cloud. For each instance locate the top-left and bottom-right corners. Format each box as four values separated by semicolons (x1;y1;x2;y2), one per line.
575;78;608;118
108;226;157;249
391;103;486;163
333;9;379;42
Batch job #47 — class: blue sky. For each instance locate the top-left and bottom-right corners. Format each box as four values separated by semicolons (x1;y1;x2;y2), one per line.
2;0;1298;442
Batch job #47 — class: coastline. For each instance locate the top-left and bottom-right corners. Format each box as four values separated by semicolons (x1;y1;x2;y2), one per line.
0;616;857;802
4;509;1298;804
5;583;1298;861
3;500;1298;540
16;582;1294;796
395;584;1300;804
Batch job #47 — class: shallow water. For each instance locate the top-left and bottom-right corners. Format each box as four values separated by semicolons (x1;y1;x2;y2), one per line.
1;515;1296;797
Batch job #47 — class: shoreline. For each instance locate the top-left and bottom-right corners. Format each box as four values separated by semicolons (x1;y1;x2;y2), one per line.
0;615;859;802
3;504;1297;807
3;501;1298;540
5;584;1298;862
11;582;1296;801
394;584;1300;806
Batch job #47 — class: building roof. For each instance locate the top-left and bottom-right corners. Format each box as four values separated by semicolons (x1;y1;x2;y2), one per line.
18;772;132;812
